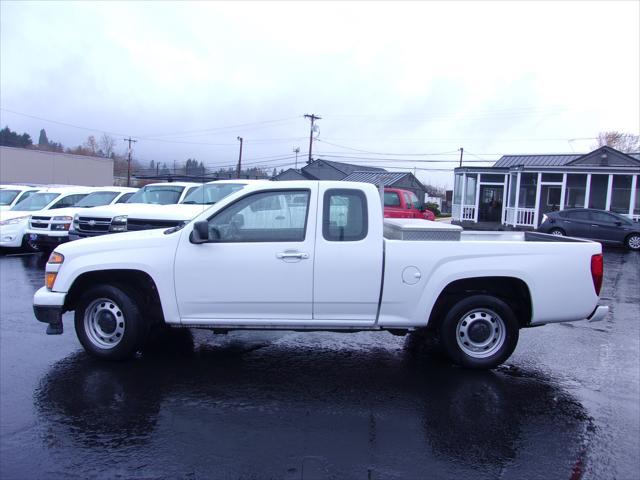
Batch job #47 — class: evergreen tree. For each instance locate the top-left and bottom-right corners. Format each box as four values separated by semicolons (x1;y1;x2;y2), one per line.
0;126;33;148
38;129;49;147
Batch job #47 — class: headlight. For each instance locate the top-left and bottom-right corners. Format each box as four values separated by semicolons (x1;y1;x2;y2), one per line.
51;216;73;231
109;215;128;232
0;215;29;226
52;216;73;222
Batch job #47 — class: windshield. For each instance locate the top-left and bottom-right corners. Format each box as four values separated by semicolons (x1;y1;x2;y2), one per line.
0;190;20;205
10;192;60;211
75;191;119;207
126;185;185;205
181;183;246;205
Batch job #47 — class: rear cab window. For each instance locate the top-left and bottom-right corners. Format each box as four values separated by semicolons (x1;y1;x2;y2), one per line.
384;191;400;207
323;189;368;241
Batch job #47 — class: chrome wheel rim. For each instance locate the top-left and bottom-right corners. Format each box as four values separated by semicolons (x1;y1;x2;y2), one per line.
628;235;640;249
456;308;506;359
551;230;564;236
84;298;125;349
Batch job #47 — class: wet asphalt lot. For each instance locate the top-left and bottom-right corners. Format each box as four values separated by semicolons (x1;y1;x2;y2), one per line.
0;249;638;480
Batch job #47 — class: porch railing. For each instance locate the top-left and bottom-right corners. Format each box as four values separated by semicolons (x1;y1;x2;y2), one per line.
504;207;536;227
452;204;476;221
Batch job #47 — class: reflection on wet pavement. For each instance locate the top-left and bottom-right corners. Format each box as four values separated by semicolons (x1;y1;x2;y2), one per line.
29;330;591;479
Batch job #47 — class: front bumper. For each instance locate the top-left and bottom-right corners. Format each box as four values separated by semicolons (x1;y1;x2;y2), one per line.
26;232;69;247
587;305;609;323
33;287;67;334
0;222;28;248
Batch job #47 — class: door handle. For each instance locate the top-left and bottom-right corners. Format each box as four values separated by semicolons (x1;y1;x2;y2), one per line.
591;224;599;227
276;251;309;259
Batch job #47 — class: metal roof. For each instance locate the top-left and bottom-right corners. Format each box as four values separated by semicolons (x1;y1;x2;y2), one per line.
311;159;386;175
493;154;583;168
494;150;640;167
341;171;411;186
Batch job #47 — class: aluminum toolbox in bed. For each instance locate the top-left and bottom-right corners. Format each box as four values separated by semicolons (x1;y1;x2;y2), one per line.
383;219;462;241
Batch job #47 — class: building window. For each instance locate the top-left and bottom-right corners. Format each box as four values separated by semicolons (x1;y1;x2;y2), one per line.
480;174;504;183
464;174;477;205
518;173;537;208
541;173;563;183
610;175;632;214
635;177;640;215
508;173;517;207
564;174;587;208
453;174;463;204
588;174;608;210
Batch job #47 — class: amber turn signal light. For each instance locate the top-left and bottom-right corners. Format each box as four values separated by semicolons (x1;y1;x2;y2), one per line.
45;272;58;290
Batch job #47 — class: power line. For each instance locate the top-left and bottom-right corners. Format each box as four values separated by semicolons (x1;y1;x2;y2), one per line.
140;116;302;138
315;138;460;156
314;154;493;163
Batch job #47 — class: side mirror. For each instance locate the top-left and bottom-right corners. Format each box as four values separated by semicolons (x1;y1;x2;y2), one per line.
190;220;210;244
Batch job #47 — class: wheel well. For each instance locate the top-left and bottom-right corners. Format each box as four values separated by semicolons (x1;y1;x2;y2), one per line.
428;276;532;330
64;269;164;323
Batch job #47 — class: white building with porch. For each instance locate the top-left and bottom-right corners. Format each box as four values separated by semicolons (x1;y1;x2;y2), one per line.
452;146;640;228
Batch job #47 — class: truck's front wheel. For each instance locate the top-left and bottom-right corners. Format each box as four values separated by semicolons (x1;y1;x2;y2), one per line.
74;284;148;360
439;295;519;369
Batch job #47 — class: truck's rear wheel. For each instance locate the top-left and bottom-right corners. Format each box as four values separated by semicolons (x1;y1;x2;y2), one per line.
439;294;519;369
74;284;148;360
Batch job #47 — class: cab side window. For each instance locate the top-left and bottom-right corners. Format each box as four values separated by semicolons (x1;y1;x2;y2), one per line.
207;190;310;242
323;189;368;242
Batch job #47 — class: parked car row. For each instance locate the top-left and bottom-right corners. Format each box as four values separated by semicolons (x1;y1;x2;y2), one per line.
0;180;272;252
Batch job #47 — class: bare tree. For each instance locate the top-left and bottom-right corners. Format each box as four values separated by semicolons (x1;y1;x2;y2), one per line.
99;134;116;158
594;131;640;153
83;135;99;155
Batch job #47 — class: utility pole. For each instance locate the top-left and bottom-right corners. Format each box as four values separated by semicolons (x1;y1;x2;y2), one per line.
123;137;137;187
458;147;464;168
293;146;300;169
304;114;321;164
236;136;243;178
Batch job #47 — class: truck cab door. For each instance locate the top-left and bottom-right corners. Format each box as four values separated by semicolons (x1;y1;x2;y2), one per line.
174;187;316;322
313;186;383;322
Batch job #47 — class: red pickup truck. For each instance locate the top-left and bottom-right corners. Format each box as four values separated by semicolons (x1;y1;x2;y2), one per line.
383;188;435;221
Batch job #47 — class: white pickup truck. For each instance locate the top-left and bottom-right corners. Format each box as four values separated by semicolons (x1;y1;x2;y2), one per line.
33;181;608;369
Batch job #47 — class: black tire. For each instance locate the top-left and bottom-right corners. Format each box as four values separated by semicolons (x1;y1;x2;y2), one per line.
439;294;519;369
625;233;640;251
548;228;565;236
74;284;149;361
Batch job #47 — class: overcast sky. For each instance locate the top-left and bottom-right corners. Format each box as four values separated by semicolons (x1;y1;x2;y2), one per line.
1;1;639;188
